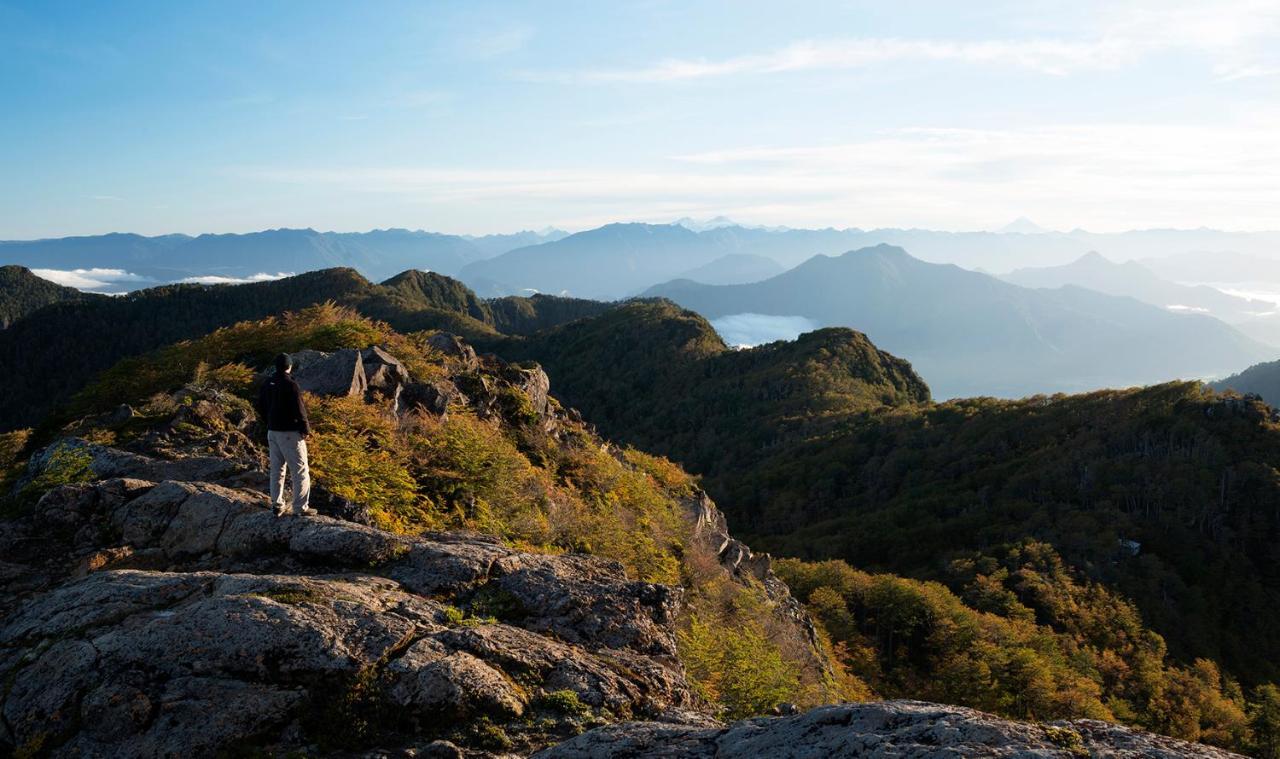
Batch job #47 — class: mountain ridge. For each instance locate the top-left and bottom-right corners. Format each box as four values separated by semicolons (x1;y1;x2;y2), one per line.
644;245;1273;398
0;227;567;284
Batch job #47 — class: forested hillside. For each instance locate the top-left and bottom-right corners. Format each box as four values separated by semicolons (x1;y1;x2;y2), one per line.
0;265;100;328
491;299;1280;700
1214;360;1280;407
0;268;605;431
489;300;930;479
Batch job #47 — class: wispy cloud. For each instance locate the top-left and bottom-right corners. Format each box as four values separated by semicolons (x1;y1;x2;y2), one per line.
529;37;1135;83
231;115;1280;232
31;268;146;291
458;25;534;59
522;0;1280;83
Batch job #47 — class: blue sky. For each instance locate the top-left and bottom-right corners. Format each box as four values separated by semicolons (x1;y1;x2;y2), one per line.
2;0;1278;238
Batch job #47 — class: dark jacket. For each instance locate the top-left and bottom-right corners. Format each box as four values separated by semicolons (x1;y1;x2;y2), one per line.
257;372;310;434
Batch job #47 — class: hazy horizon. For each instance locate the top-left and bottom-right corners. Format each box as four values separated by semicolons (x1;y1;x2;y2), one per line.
6;217;1280;243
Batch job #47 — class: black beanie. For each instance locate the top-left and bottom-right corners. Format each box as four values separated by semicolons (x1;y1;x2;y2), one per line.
275;353;292;374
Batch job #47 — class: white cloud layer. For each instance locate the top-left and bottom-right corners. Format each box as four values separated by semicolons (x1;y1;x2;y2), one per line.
30;268;146;291
179;272;293;285
711;313;820;348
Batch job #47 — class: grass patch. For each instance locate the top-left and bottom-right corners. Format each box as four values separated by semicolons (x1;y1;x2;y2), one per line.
467;585;525;623
534;689;594;721
253;587;328;606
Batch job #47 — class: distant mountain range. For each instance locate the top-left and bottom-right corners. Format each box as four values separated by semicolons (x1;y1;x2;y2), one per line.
457;222;1280;299
644;245;1274;399
1002;251;1272;324
6;222;1280;297
0;227;567;286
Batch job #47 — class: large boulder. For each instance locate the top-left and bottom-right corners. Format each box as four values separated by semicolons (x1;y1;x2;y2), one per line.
401;378;466;417
508;364;552;417
361;345;411;394
535;700;1248;759
426;332;478;368
288;348;367;397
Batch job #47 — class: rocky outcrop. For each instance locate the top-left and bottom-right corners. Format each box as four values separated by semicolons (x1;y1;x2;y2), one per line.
362;345;410;392
427;331;479;368
290;347;368;397
535;700;1247;758
0;475;691;757
402;378;467;417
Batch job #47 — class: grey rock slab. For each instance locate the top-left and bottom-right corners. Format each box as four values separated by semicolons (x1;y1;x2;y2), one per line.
60;676;305;759
89;573;423;679
0;569;212;643
385;539;511;597
490;553;682;657
387;642;526;719
401;379;466;417
534;701;1247;759
436;623;689;711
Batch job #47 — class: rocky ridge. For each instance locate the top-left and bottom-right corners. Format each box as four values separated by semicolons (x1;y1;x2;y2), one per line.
0;335;1246;757
0;336;818;756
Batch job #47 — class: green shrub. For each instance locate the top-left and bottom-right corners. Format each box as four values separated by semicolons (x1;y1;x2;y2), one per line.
678;614;801;720
0;428;31;502
308;396;426;534
17;443;94;508
536;689;594;721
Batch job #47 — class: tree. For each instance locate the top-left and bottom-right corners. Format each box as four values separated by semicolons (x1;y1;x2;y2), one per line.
1252;684;1280;759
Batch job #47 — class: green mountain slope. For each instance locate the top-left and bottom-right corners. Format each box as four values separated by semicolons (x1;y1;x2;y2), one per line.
0;265;101;328
489;299;929;478
488;299;1280;694
1213;360;1280;406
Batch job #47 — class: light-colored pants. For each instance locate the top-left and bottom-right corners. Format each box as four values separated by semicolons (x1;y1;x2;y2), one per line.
268;430;311;512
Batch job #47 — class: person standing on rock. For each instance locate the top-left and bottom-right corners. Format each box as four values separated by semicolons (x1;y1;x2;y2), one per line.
256;353;313;516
